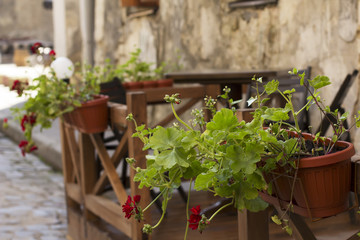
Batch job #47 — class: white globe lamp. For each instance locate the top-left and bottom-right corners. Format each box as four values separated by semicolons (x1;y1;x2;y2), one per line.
50;57;74;83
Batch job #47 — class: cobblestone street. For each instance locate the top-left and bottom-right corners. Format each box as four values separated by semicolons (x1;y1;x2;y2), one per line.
0;132;67;240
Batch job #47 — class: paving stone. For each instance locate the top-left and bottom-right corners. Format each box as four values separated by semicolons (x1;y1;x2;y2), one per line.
0;134;67;238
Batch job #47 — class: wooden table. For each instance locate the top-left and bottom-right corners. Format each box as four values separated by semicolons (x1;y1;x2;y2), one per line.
166;69;277;84
166;69;278;102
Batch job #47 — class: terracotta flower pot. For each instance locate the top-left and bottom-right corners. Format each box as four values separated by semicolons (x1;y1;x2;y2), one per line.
124;81;143;90
142;80;158;88
157;78;173;88
261;132;355;218
65;95;109;134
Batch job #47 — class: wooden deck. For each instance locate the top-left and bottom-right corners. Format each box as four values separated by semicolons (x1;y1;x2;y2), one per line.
85;190;360;240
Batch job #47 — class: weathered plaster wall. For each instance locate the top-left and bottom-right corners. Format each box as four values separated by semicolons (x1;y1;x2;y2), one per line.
94;0;360;143
0;0;53;42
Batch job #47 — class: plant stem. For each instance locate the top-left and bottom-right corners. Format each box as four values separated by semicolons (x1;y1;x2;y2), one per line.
184;179;193;240
152;189;169;229
302;81;337;133
171;102;192;130
142;187;167;212
208;201;233;221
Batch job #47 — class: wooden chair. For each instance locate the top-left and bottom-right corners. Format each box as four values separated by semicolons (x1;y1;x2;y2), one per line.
316;69;359;141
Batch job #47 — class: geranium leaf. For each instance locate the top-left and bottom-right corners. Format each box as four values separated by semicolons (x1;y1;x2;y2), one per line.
264;79;279;95
148;127;183;150
244;196;268;212
194;172;216;190
206;108;239;131
308;75;331;90
227;143;262;174
155;147;189;169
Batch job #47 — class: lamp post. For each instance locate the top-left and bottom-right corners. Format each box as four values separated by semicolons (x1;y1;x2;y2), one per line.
50;57;74;84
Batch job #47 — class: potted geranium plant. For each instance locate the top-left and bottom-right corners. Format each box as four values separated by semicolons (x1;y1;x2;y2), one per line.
121;48;153;90
121;48;177;89
123;69;360;237
8;43;109;156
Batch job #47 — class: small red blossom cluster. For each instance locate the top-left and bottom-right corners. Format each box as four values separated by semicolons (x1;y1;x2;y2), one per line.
21;114;36;132
2;118;8;129
31;42;43;54
11;80;28;96
122;195;142;222
49;49;56;56
30;42;56;60
188;205;210;233
19;140;37;156
188;205;202;230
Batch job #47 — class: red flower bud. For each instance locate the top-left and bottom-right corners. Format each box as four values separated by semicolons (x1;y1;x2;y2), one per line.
49;49;56;56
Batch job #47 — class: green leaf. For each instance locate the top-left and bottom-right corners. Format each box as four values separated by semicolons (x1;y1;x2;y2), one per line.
283;88;295;95
340;111;349;121
155;147;190;169
264;80;279;95
148;127;183;150
194;172;216;190
271;215;282;225
244;196;268;212
227;143;262;174
246;171;266;189
308;75;331;90
262;106;290;122
206;108;239;131
284;226;293;235
214;184;235;198
183;158;203;179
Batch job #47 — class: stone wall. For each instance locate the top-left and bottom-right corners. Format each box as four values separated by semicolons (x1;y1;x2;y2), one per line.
0;0;53;44
93;0;360;146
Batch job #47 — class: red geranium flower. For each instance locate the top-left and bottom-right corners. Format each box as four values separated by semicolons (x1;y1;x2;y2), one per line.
31;42;43;54
49;49;56;56
18;140;37;156
133;195;141;203
10;80;27;96
188;205;202;230
11;80;20;91
122;195;142;221
21;114;36;132
2;118;8;129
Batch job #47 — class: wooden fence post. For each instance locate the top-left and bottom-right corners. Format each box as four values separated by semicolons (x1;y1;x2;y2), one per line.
127;92;151;240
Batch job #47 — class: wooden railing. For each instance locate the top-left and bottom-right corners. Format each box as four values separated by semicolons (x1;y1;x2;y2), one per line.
60;84;209;240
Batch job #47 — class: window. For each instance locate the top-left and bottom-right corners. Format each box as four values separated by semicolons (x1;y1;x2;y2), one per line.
228;0;277;9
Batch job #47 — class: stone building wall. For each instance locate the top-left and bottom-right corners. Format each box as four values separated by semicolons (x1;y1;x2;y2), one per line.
0;0;53;43
93;0;360;146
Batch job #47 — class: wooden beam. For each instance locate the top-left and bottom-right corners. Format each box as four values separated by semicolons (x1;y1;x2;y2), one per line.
89;133;128;204
66;183;82;204
64;125;81;184
238;209;269;240
127;91;151;240
92;129;129;195
60;122;78;209
85;195;132;238
79;133;98;221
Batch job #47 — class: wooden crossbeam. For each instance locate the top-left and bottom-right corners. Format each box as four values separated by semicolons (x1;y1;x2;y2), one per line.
90;133;128;205
64;125;81;185
93;128;129;195
86;195;132;238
